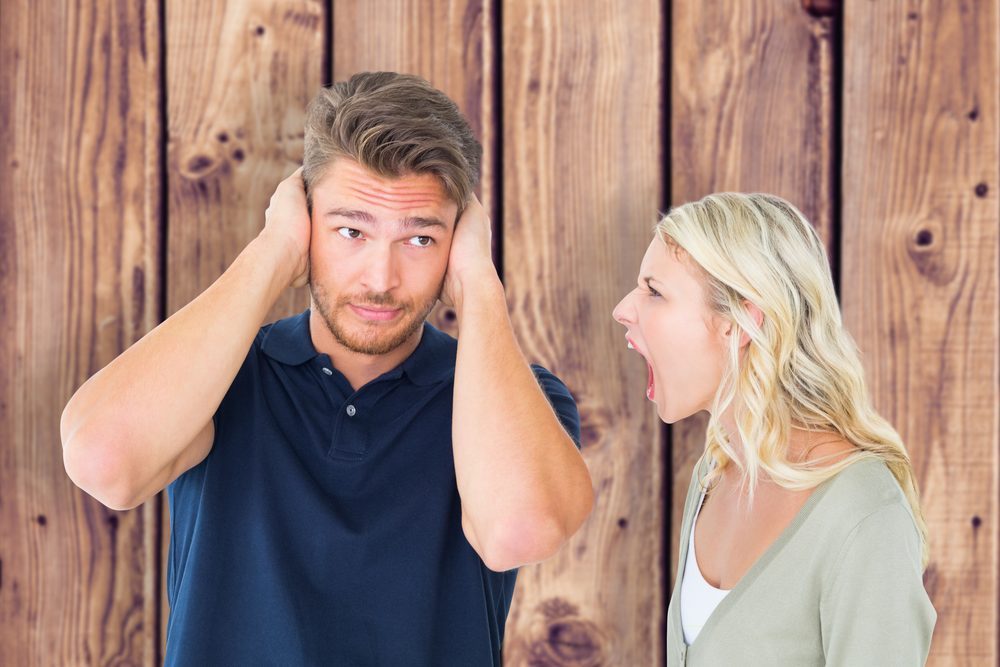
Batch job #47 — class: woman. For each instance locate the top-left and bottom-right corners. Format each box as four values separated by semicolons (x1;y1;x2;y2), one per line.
612;193;936;666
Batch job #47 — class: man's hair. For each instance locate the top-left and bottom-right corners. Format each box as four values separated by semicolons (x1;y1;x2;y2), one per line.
302;71;482;212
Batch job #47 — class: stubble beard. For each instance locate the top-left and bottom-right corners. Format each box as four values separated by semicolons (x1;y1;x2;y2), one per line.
310;281;440;356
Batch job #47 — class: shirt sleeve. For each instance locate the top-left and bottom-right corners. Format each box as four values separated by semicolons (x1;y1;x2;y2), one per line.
530;364;582;450
820;502;937;666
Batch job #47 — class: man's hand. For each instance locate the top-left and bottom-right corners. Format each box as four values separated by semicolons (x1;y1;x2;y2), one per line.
441;194;500;310
261;166;311;288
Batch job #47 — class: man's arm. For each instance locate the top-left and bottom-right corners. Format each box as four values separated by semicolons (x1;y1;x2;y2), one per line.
446;197;595;572
61;169;310;510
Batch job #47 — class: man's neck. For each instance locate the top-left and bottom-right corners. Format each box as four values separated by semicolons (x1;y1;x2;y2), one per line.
308;310;424;391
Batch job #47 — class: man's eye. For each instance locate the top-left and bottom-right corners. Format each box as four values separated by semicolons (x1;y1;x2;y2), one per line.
408;236;433;247
338;228;363;239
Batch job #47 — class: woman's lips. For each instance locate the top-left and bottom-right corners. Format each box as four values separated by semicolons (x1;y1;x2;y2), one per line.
349;304;402;322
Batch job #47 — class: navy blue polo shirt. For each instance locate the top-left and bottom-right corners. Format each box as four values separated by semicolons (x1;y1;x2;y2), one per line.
164;308;581;666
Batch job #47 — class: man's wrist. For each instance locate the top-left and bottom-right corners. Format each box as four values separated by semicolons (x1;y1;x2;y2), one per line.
452;265;505;319
249;231;301;292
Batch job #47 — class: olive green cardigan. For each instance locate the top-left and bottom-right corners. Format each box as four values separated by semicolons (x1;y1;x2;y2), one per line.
667;454;936;666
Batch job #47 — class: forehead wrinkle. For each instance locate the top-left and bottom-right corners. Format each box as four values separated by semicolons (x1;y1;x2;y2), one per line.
342;176;445;197
346;183;445;200
351;192;446;210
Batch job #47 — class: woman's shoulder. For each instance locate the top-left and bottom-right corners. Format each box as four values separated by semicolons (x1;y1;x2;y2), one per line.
821;456;908;512
811;455;921;548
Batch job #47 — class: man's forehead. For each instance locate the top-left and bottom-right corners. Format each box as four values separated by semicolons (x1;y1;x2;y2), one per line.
318;158;453;211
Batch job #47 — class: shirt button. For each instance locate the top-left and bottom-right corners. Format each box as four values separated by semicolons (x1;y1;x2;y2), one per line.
321;367;333;375
346;404;357;417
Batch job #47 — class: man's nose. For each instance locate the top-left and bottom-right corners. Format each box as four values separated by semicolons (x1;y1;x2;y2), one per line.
361;243;400;294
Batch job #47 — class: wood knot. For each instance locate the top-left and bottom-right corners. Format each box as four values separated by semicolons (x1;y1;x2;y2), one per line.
186;155;214;174
526;598;606;666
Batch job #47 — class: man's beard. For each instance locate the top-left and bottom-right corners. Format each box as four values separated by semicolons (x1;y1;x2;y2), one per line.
310;281;439;356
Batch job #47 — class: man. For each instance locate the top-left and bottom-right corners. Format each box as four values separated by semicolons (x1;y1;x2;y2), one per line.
60;71;594;665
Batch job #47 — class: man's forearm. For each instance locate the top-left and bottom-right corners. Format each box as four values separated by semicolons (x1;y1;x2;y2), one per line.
452;273;594;571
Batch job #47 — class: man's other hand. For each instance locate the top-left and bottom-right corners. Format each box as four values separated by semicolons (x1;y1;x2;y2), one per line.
441;194;499;310
261;166;312;288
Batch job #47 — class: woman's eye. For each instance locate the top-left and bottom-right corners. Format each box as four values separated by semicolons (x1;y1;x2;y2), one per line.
408;236;434;247
648;287;661;297
338;227;363;239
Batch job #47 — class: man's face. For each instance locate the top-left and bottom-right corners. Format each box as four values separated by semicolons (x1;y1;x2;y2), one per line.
308;158;458;355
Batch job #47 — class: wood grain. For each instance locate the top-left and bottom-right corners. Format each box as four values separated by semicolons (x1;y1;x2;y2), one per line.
0;0;162;663
669;0;835;593
501;1;665;663
842;0;999;662
161;0;325;657
333;0;496;339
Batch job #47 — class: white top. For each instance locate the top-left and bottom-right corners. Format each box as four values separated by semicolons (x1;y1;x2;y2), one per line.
679;474;731;644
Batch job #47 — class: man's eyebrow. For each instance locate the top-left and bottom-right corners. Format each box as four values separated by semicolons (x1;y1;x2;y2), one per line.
325;208;376;224
400;216;448;231
324;208;447;231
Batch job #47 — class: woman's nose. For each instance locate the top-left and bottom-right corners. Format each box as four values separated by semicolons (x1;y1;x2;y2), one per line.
612;293;633;326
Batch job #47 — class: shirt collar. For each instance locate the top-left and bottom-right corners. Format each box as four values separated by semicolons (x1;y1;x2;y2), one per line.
261;309;455;386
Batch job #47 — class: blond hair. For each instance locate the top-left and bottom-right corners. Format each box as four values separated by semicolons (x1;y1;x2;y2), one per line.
657;192;930;570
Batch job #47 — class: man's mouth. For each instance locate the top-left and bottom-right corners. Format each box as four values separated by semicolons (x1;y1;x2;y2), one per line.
349;304;403;322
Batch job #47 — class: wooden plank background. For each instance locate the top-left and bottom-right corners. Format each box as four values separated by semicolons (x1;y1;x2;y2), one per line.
1;0;996;665
499;1;664;664
841;1;999;662
0;0;163;664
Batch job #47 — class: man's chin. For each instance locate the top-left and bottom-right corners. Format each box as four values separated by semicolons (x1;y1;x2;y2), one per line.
328;311;424;356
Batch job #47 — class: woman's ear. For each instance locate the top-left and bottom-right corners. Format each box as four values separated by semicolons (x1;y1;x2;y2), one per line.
737;300;764;348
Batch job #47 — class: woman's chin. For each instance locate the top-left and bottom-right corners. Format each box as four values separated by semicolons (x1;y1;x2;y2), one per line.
654;400;695;425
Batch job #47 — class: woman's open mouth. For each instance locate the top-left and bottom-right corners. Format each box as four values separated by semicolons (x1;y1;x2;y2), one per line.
627;335;656;402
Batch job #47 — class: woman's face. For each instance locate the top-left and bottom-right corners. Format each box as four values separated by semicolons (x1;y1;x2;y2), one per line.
612;238;730;423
